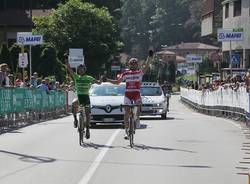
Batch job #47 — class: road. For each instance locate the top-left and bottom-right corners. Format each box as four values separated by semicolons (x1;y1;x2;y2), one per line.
0;95;248;184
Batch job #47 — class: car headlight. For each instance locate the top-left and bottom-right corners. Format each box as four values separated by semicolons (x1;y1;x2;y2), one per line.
157;103;163;107
153;103;162;107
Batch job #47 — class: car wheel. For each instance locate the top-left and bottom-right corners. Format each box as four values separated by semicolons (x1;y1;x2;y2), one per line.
161;112;167;119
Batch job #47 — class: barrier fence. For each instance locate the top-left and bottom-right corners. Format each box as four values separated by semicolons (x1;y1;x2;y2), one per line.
180;87;250;120
0;88;67;132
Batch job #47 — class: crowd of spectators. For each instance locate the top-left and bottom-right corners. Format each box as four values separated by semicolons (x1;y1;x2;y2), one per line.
188;69;250;93
0;63;74;92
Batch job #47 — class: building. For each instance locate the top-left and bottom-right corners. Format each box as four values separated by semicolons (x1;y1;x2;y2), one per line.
162;42;220;75
201;0;223;38
0;0;54;45
163;42;220;58
222;0;250;68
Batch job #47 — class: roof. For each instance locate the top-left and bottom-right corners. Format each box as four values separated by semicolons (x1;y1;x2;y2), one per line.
202;0;214;16
32;9;52;17
164;42;220;50
157;50;175;55
176;55;186;63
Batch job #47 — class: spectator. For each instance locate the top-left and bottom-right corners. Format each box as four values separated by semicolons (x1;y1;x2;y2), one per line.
33;72;38;80
245;69;250;92
161;81;172;96
15;73;23;87
161;81;172;112
0;63;8;87
20;80;27;88
30;76;37;88
44;77;51;90
55;81;60;90
50;79;56;90
194;81;199;90
37;78;42;86
191;81;195;89
37;79;49;93
5;68;12;87
68;81;75;91
8;74;14;86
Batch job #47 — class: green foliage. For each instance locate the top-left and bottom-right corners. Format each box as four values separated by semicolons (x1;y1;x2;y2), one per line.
9;44;22;75
198;58;218;75
0;44;11;67
34;0;121;76
120;0;202;58
32;43;66;82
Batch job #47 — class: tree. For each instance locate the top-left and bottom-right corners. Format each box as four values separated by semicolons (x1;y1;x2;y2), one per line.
34;0;121;76
35;43;66;82
0;44;11;68
120;0;202;58
9;44;22;75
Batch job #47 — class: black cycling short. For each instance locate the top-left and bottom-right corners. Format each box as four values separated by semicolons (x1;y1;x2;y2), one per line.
78;94;90;107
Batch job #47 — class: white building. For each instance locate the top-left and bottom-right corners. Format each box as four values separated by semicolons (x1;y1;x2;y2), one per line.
222;0;250;68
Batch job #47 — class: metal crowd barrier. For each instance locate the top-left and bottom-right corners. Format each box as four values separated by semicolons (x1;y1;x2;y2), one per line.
0;87;67;133
180;87;250;122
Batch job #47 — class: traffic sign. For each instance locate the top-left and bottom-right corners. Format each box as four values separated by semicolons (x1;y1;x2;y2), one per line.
186;55;203;63
69;48;84;68
18;53;28;68
17;32;43;45
68;56;84;68
217;28;244;42
231;53;241;65
111;65;121;71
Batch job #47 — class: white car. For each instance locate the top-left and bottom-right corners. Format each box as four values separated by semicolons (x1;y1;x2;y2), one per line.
140;82;168;119
89;82;125;125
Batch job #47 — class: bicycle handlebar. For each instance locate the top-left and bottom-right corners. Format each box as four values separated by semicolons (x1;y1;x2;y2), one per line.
120;104;141;112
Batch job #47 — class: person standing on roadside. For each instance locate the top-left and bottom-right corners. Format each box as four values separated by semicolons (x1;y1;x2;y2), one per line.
245;69;250;92
0;63;8;87
245;69;250;124
161;81;172;112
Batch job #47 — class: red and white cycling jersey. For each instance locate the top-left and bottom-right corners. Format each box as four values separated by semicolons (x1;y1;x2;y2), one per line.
119;69;144;92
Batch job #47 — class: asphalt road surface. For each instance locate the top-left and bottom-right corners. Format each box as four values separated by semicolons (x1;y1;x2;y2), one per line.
0;95;248;184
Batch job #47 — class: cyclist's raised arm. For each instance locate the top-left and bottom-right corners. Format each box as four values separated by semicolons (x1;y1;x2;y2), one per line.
142;50;155;74
66;62;74;79
106;77;123;85
92;78;102;85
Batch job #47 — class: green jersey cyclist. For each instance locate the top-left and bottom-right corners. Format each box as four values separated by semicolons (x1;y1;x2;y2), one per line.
66;62;101;139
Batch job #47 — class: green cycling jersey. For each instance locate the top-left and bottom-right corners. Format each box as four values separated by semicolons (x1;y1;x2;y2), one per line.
73;74;94;95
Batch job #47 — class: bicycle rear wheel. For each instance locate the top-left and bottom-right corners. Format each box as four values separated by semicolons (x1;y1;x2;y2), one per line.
129;117;134;148
78;114;84;145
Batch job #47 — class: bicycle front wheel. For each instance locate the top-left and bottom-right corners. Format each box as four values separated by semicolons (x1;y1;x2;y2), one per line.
78;114;84;145
129;117;134;148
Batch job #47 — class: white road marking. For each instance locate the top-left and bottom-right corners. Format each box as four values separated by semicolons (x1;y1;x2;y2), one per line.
78;129;121;184
227;121;242;129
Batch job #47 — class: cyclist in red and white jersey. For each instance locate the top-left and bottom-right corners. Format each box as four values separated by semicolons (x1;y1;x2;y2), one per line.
105;50;154;139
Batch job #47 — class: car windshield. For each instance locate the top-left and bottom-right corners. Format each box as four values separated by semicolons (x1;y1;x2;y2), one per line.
90;85;125;96
141;87;162;96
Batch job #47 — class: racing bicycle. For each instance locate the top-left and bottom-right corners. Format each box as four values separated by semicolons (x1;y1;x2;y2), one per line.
78;105;87;146
121;104;140;148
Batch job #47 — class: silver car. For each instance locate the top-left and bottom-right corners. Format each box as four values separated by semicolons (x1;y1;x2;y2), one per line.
140;82;168;119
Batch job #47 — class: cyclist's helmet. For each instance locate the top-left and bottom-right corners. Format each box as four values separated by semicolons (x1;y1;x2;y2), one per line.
77;64;87;73
128;58;139;70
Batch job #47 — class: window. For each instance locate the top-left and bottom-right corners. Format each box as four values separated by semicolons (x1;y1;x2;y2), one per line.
225;3;229;18
234;0;242;17
141;87;162;96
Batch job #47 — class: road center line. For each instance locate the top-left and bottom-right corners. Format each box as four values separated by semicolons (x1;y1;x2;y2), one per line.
78;129;121;184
